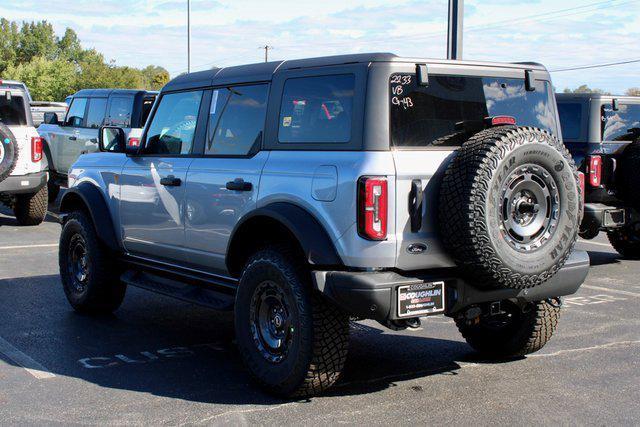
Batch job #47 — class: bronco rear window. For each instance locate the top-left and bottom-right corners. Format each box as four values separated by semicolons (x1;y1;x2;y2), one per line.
0;94;27;126
389;74;557;148
601;103;640;142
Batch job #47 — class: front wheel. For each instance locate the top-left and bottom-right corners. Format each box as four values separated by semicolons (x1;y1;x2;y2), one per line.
59;211;126;314
234;247;349;397
607;223;640;259
13;185;48;226
455;299;561;358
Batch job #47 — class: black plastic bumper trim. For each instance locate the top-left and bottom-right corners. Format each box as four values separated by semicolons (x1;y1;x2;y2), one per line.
313;250;590;322
0;171;47;194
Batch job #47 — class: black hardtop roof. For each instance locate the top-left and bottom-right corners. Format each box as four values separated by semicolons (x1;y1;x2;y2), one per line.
72;88;158;98
163;52;548;92
556;93;639;101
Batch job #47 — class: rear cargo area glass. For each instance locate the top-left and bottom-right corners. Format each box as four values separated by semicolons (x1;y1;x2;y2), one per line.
601;103;640;142
0;95;27;126
390;74;557;147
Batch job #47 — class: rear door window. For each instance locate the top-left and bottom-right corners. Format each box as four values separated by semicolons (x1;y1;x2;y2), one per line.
64;97;87;127
278;74;354;143
0;94;27;126
140;96;156;126
107;96;134;127
557;103;582;140
85;98;108;128
602;103;640;142
389;74;558;148
206;84;268;156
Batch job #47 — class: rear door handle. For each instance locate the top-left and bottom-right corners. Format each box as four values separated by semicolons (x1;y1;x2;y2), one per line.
226;179;252;192
160;175;182;187
69;136;77;141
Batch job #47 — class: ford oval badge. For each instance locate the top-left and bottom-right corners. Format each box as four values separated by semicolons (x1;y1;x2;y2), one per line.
406;243;427;254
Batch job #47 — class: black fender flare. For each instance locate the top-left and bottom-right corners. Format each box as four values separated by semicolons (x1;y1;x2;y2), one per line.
59;183;120;252
226;202;343;274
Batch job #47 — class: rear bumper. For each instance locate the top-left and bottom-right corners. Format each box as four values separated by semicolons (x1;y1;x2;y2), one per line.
582;203;625;231
0;171;47;194
312;250;590;322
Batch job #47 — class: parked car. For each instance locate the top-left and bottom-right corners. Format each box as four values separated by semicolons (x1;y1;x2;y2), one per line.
38;89;157;202
58;53;588;397
0;81;48;225
557;93;640;256
30;101;68;127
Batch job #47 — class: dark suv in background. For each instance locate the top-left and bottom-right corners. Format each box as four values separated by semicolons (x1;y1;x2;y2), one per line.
557;93;640;257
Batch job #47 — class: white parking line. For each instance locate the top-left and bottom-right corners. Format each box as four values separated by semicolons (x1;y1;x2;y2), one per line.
582;284;640;298
0;243;58;250
0;336;55;379
577;239;613;248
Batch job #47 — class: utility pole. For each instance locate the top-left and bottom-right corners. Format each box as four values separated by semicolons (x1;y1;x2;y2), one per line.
447;0;463;60
187;0;191;73
260;45;273;62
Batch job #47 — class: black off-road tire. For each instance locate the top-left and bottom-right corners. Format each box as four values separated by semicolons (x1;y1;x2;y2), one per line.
234;247;350;398
607;224;640;259
13;185;48;226
439;126;581;289
0;124;19;182
455;299;561;358
616;142;640;208
59;211;126;315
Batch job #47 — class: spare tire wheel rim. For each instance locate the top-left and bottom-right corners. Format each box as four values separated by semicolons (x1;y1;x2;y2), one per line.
0;142;5;164
498;163;560;252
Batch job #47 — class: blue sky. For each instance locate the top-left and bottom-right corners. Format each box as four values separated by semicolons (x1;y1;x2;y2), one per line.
1;0;638;93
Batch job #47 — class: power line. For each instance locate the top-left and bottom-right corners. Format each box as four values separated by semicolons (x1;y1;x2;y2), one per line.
550;58;640;72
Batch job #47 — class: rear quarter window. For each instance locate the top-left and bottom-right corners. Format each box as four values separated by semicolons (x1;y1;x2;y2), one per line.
278;74;354;144
602;103;640;142
557;102;582;140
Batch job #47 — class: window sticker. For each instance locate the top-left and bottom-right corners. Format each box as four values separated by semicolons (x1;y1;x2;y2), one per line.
282;116;292;127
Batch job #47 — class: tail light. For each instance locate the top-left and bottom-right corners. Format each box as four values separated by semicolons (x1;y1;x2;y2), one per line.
358;177;388;240
128;137;140;147
587;155;602;187
578;171;585;207
31;137;43;162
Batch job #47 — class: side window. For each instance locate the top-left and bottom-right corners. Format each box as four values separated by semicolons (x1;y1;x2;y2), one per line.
278;74;354;144
140;96;156;126
64;97;87;127
85;98;108;129
557;103;582;141
144;90;203;155
206;84;268;156
107;96;134;127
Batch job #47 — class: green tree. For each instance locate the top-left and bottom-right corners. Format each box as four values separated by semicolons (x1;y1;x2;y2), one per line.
16;21;58;63
3;56;76;101
0;18;20;73
563;84;611;95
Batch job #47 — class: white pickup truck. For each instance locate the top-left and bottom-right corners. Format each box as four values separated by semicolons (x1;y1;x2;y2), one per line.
38;89;157;201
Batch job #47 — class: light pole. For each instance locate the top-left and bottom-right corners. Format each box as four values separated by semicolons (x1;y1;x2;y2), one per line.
187;0;191;73
447;0;463;60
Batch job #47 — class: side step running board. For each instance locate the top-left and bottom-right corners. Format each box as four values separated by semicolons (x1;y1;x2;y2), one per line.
121;269;236;311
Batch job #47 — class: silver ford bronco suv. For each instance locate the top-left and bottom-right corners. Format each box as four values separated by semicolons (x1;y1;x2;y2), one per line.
58;53;589;397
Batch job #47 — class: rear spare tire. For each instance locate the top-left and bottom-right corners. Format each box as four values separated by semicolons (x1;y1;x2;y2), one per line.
439;126;581;289
0;124;19;182
616;141;640;208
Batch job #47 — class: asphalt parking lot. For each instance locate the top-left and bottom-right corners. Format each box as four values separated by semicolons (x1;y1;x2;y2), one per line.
0;202;639;425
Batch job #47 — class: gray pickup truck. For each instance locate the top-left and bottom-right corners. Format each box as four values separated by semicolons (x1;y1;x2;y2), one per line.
38;89;157;201
58;53;588;397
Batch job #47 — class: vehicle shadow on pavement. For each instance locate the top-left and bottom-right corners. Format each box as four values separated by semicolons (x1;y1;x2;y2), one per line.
587;250;621;266
0;274;485;404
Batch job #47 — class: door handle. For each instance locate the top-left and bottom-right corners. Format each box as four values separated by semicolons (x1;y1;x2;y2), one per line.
160;175;182;187
69;136;77;141
80;150;88;155
226;178;252;192
409;179;423;232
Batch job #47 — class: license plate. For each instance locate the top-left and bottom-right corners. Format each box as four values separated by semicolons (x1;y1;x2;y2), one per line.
397;281;445;317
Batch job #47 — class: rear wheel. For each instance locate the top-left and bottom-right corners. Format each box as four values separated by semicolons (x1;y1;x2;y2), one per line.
13;185;48;226
607;223;640;259
455;299;561;358
59;211;126;314
234;247;349;397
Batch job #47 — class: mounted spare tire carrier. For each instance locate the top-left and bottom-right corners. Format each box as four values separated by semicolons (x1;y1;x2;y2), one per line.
439;125;582;289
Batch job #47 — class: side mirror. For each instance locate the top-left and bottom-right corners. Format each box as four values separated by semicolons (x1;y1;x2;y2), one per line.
99;126;126;153
44;112;60;125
